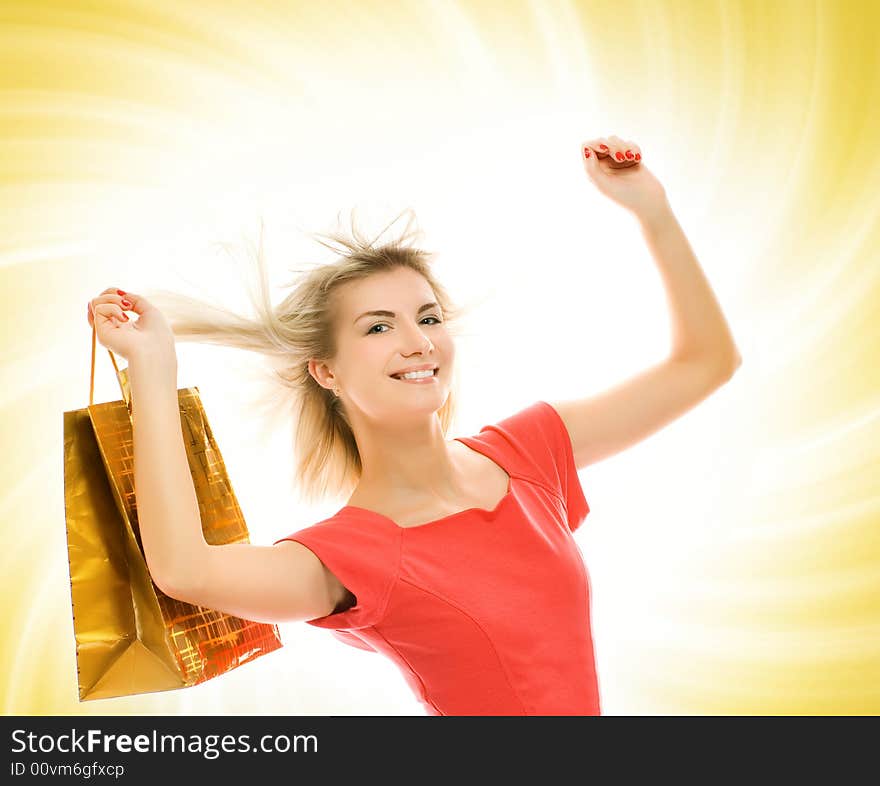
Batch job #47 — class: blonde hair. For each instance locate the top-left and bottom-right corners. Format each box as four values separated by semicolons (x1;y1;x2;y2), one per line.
143;208;469;506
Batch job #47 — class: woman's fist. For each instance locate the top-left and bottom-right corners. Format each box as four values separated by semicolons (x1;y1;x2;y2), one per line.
87;287;176;365
583;135;642;168
581;134;669;221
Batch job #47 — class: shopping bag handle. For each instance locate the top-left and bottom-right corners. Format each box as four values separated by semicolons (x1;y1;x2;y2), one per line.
90;321;132;415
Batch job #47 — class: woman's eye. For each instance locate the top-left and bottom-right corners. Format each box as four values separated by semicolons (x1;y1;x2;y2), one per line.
367;316;442;335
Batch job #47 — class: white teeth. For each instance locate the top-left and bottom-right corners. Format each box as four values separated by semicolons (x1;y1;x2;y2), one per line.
396;369;435;379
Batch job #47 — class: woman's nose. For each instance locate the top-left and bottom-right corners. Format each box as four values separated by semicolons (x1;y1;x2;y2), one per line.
402;322;433;352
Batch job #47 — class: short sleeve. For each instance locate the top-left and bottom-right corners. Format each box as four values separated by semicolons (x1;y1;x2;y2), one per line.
480;400;590;533
273;517;399;631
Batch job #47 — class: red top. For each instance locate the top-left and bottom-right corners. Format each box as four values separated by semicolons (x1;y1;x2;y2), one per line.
274;400;600;716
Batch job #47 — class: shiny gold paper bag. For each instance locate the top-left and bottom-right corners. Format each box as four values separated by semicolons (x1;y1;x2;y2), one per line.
62;324;283;701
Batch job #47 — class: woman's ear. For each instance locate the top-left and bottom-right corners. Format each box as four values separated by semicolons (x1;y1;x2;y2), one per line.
308;358;336;392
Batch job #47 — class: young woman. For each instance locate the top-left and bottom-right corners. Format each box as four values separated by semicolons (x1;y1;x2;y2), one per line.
86;135;741;715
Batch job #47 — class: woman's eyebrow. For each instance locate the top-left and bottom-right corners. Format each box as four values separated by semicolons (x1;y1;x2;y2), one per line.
353;302;439;325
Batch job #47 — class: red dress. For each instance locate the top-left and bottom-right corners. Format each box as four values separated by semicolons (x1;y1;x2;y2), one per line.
274;400;601;715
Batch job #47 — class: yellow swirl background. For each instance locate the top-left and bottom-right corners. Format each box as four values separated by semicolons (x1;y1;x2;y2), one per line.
2;0;878;715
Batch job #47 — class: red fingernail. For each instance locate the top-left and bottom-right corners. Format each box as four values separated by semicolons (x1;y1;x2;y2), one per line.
117;289;126;296
584;147;591;158
615;152;624;160
599;144;609;151
625;150;634;159
122;299;132;308
635;153;641;161
121;313;129;321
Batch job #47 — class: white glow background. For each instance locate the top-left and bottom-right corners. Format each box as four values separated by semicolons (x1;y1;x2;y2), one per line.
2;0;878;715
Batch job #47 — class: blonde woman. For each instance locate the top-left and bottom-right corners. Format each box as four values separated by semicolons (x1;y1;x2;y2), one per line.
86;135;741;715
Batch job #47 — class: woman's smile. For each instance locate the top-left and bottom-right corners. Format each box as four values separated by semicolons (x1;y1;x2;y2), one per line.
389;368;439;384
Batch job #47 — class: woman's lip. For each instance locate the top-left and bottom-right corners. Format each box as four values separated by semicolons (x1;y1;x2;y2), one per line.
390;367;438;376
390;369;439;382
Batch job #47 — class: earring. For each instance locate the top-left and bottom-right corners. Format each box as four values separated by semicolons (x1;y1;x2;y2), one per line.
333;386;340;397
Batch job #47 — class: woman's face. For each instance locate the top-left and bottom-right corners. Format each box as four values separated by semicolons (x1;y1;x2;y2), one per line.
317;267;455;421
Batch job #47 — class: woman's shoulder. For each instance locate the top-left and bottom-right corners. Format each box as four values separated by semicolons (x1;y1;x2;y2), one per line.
276;504;401;545
273;507;402;631
458;400;562;478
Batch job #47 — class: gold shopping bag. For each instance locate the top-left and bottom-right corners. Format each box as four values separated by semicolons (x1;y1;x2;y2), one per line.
62;324;283;701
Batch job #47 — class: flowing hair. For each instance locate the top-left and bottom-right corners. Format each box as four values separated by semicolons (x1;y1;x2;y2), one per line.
142;207;470;506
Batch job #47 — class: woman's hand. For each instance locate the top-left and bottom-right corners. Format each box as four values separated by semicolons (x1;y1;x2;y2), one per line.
581;135;669;222
87;287;176;365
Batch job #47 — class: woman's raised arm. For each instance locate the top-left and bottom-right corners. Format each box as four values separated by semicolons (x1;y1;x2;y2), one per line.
127;349;342;625
164;539;343;625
